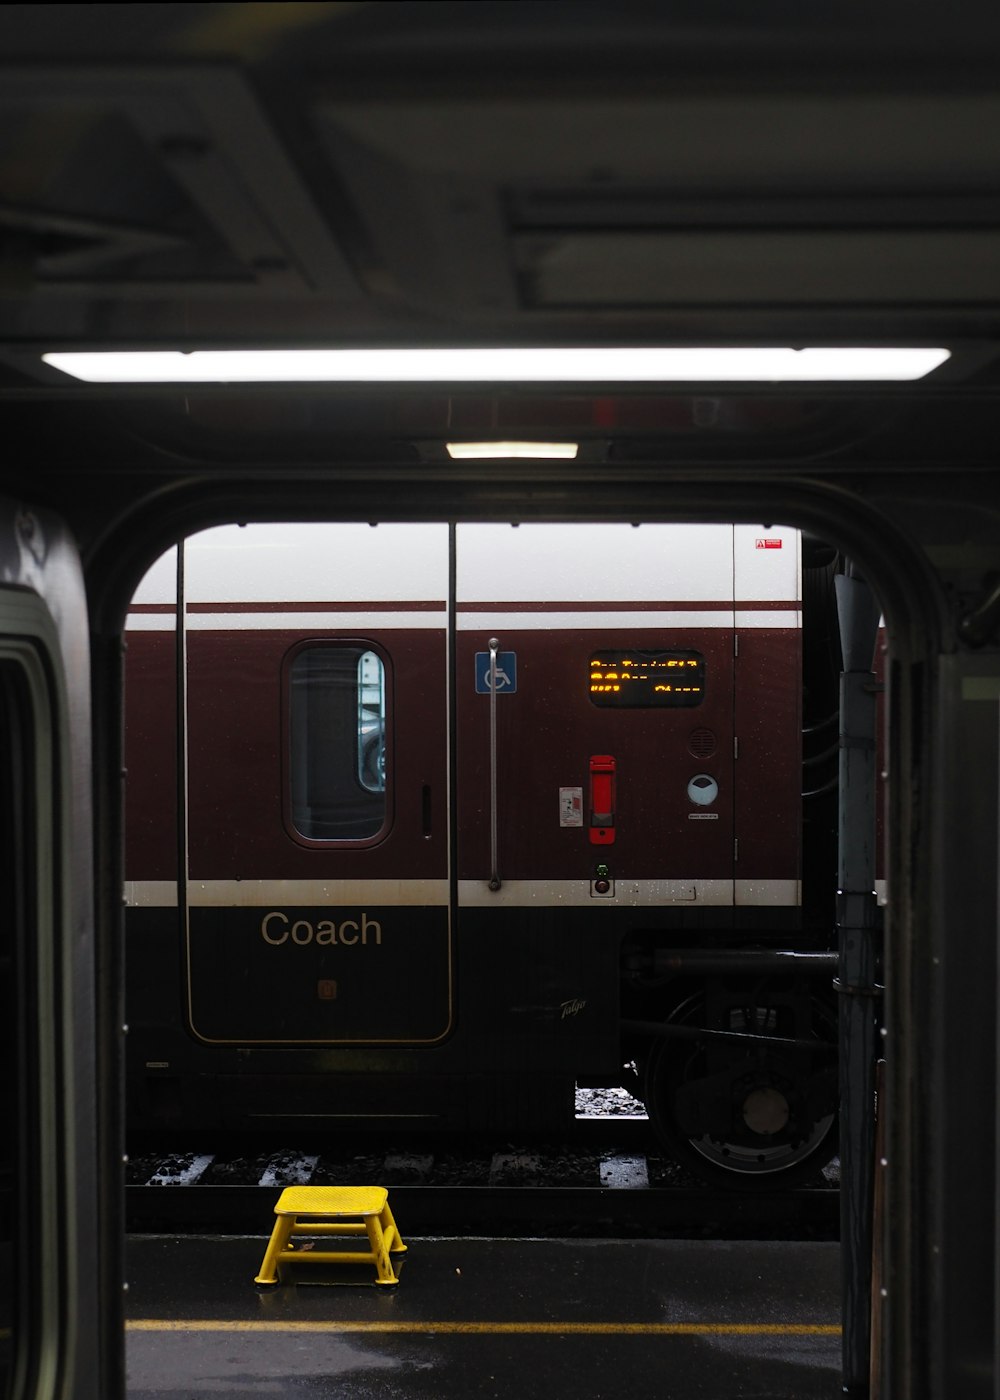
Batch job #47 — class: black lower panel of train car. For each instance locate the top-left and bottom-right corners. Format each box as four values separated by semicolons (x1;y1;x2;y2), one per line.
185;904;451;1043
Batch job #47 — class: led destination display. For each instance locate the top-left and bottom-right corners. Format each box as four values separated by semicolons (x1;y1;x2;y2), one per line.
589;650;705;708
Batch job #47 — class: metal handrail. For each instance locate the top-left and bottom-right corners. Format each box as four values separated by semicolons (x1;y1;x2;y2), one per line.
488;636;501;890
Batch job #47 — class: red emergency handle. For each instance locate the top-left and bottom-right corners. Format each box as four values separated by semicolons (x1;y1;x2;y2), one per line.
589;754;616;846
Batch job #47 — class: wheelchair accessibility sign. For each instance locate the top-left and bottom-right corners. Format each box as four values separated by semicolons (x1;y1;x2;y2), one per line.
475;651;517;694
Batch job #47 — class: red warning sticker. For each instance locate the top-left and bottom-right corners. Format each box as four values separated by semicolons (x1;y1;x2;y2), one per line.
755;538;783;549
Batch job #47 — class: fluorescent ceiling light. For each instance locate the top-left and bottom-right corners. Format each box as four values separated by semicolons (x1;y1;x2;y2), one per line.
447;441;579;459
41;346;951;383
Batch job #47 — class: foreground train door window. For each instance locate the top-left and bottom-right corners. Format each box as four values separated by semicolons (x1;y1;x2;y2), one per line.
0;665;30;1396
288;645;388;842
0;644;63;1399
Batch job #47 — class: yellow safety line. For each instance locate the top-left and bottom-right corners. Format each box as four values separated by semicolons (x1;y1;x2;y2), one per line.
128;1319;840;1337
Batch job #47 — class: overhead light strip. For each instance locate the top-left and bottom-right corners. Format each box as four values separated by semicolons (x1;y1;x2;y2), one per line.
41;347;951;384
447;441;578;459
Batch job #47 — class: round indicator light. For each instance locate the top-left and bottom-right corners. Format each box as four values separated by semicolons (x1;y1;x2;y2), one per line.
687;773;719;806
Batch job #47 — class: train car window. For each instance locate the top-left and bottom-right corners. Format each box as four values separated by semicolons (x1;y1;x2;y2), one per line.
356;649;386;794
589;648;706;707
289;645;388;840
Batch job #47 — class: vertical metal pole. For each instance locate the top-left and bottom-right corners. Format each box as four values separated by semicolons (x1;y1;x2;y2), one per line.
836;569;882;1397
869;1058;887;1400
488;637;501;890
176;539;188;916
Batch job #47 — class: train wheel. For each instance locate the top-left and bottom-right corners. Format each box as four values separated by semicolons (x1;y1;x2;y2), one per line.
643;991;838;1189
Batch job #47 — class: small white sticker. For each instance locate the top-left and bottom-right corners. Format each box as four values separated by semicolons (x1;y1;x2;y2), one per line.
559;787;584;827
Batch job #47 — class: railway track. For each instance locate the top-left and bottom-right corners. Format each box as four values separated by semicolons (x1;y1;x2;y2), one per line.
125;1125;840;1240
127;1181;838;1239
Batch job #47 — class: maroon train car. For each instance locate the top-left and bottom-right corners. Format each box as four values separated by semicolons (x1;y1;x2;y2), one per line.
124;521;839;1185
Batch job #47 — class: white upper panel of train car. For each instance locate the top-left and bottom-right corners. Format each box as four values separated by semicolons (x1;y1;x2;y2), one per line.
733;524;801;607
458;523;738;602
183;523;449;603
127;522;451;628
127;521;799;623
456;522;800;627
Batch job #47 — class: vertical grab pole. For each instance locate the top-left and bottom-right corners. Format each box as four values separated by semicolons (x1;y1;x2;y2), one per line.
488;637;501;890
835;567;883;1398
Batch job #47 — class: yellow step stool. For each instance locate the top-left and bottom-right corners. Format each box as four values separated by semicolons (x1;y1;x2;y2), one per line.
254;1185;407;1288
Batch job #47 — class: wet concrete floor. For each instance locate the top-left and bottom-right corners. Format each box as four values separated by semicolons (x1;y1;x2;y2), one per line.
126;1234;842;1399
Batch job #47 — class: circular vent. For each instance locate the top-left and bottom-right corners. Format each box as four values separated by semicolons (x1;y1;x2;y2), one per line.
688;727;717;759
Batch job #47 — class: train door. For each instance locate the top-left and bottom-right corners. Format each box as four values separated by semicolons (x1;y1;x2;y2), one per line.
455;522;740;896
0;505;102;1399
452;523;740;1102
170;523;452;1052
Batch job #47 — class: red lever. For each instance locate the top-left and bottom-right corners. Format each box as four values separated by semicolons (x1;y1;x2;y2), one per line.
589;754;616;845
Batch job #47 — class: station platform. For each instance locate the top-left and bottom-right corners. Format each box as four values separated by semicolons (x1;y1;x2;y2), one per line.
126;1233;842;1398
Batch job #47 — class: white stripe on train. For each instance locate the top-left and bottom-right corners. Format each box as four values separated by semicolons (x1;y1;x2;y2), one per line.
124;877;800;908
